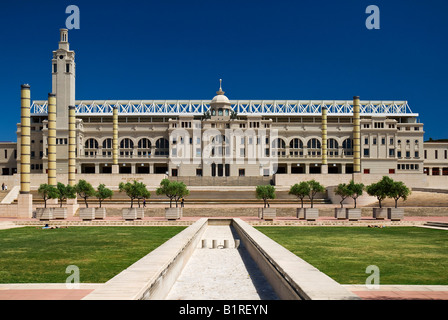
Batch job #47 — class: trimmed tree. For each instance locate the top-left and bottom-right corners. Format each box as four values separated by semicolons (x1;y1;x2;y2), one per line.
347;180;364;209
156;179;177;208
95;184;113;208
334;183;350;209
135;182;150;208
173;181;189;208
38;183;58;208
119;180;146;209
56;182;76;208
307;179;325;208
366;176;394;208
256;185;276;208
389;181;411;208
75;179;96;208
289;181;311;209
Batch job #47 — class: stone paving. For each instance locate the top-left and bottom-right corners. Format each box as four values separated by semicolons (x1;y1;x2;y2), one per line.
165;225;279;300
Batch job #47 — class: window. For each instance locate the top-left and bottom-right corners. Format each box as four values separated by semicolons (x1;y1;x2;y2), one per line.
120;138;134;149
4;150;6;158
342;139;353;156
435;150;438;159
390;138;394;145
364;138;369;145
363;149;370;157
389;169;395;174
196;169;202;177
239;169;245;177
364;169;370;174
103;138;112;149
389;149;395;157
424;150;427;159
415;151;419;158
406;151;410;158
445;150;448;159
66;64;70;73
85;138;99;149
138;138;151;149
381;138;385;145
53;64;57;73
398;151;402;158
373;138;377;145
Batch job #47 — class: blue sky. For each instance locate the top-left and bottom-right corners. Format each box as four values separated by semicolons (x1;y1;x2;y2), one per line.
0;0;447;141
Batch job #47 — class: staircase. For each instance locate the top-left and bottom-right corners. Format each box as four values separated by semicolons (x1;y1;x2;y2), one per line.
1;186;20;204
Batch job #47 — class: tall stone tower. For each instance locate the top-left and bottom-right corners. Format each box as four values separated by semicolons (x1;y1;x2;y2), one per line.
51;29;75;173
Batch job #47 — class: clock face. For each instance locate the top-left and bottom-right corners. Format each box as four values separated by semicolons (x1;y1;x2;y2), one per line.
59;55;64;59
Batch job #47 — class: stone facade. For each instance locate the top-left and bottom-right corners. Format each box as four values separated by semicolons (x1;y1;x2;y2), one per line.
2;29;447;186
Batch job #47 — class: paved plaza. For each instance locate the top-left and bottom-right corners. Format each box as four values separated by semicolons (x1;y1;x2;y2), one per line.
0;214;447;300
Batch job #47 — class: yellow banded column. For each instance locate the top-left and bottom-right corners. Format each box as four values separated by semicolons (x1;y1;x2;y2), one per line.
321;105;328;174
353;96;361;173
47;93;57;187
17;84;33;218
112;105;119;174
66;105;79;217
68;105;76;186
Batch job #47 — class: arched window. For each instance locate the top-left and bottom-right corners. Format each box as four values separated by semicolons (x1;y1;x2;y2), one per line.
85;138;98;149
327;138;339;156
342;138;353;156
307;138;321;156
120;138;134;149
272;138;286;157
102;138;112;149
155;138;169;156
272;138;286;149
138;138;151;149
289;138;304;157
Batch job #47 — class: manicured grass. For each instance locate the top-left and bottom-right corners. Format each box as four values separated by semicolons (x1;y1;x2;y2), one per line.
255;226;448;285
0;226;186;283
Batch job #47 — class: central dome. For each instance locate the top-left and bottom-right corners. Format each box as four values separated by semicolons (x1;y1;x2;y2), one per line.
210;79;231;105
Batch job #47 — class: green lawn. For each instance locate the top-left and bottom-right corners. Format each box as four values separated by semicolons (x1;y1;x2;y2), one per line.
255;226;448;285
0;226;186;283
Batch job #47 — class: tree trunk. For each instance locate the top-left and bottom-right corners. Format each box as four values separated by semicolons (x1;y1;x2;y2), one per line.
353;197;357;209
99;200;102;208
84;197;88;208
300;198;304;209
395;198;398;208
44;198;47;209
130;198;133;209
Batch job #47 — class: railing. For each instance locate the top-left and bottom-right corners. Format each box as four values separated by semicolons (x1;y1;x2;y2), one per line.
30;99;417;116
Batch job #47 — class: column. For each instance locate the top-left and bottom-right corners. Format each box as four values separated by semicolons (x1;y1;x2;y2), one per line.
17;84;33;218
47;93;57;187
112;105;119;173
68;105;76;186
353;96;361;173
321;105;328;174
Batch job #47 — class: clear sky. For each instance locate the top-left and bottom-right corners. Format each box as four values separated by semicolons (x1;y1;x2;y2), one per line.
0;0;447;141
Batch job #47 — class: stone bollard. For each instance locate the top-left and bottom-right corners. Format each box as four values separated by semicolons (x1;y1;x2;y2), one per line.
202;239;208;249
235;239;240;249
212;240;217;249
224;240;229;249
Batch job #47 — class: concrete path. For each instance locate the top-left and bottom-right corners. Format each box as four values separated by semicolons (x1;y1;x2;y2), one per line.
165;225;279;300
